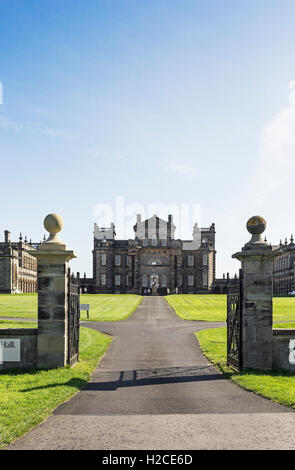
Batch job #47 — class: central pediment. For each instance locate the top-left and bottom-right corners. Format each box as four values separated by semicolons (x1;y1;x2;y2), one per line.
133;214;176;240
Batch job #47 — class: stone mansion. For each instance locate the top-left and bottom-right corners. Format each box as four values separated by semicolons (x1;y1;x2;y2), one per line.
80;214;217;294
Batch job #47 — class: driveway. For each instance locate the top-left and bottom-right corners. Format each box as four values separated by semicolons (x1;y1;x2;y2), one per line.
7;296;295;450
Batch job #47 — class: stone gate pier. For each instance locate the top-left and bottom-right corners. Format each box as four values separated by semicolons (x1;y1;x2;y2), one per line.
0;214;78;370
29;214;77;369
229;216;295;372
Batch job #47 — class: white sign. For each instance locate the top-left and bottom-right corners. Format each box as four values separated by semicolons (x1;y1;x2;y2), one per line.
0;339;21;363
80;304;90;310
289;339;295;364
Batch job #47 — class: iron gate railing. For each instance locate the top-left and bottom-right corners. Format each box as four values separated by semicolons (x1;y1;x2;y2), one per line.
227;268;243;371
67;268;80;366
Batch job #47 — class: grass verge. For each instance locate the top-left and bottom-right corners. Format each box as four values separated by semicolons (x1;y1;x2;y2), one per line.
0;325;112;448
195;325;295;409
0;320;37;329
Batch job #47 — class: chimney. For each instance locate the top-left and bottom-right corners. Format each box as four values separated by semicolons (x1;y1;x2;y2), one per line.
4;230;10;243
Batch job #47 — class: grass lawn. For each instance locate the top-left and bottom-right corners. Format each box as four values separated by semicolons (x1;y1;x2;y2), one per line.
165;294;295;323
1;293;295;323
273;297;295;322
0;293;142;321
0;324;112;448
79;294;142;321
195;324;295;409
165;294;226;321
0;294;38;319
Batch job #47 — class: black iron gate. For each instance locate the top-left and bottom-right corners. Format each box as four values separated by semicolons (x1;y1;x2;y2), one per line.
67;268;80;366
227;268;243;371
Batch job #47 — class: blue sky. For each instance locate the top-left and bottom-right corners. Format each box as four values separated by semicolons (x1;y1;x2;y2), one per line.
1;0;295;276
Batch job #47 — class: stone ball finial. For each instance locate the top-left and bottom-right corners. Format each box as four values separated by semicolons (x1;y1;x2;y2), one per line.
43;213;64;243
246;216;266;235
245;215;267;247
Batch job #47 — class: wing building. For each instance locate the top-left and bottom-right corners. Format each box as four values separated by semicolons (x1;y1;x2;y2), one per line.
0;231;38;293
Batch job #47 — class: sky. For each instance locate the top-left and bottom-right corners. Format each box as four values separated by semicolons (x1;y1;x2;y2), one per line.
1;0;295;277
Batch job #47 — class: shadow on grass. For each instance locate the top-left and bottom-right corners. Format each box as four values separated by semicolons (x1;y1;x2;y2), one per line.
0;365;74;377
216;361;295;380
21;377;87;392
0;367;88;393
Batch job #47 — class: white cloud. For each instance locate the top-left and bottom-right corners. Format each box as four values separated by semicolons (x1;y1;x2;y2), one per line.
0;116;64;137
164;160;198;179
87;147;125;162
247;101;295;247
253;104;295;198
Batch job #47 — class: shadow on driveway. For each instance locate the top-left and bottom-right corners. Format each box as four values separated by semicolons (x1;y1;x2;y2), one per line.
21;365;225;392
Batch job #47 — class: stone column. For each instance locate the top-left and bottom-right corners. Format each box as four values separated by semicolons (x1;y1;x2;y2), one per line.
232;216;279;370
29;214;76;369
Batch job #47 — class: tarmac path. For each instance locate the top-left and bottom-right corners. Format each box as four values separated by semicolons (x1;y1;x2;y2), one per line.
6;296;295;450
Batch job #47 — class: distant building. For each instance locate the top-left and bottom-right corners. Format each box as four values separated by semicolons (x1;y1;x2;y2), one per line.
211;272;230;294
273;236;295;295
81;214;217;294
0;230;38;293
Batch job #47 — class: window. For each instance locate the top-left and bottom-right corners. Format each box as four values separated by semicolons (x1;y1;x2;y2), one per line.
115;274;121;286
152;238;157;247
202;253;208;265
188;275;194;287
126;274;129;287
115;255;121;266
203;272;208;286
188;255;194;267
101;274;106;286
101;253;106;265
142;274;148;287
161;275;167;287
143;239;148;246
161;239;167;246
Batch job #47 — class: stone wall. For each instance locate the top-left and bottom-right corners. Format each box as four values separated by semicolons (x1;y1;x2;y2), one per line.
0;328;37;370
273;329;295;372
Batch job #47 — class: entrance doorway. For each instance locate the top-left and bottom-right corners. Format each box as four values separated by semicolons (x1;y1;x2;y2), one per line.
150;274;159;288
